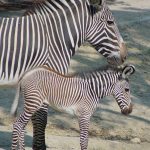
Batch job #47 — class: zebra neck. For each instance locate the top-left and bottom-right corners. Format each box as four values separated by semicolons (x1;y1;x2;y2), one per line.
86;71;121;99
35;0;90;53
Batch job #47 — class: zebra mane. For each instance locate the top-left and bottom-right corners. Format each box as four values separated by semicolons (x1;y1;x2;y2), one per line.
36;65;122;79
75;65;123;78
22;0;74;16
22;0;92;16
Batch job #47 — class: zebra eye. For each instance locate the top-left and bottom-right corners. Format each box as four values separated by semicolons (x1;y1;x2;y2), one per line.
107;20;114;25
125;88;129;92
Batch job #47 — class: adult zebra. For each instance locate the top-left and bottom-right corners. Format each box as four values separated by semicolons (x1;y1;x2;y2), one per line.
0;0;127;149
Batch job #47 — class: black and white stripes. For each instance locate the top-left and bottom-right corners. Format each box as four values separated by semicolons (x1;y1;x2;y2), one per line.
11;64;135;150
0;0;127;86
1;0;128;149
0;14;48;84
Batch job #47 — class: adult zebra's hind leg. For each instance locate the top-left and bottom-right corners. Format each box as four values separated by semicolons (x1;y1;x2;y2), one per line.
31;103;48;150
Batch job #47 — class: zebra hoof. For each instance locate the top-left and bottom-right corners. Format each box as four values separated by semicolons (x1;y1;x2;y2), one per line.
33;145;46;150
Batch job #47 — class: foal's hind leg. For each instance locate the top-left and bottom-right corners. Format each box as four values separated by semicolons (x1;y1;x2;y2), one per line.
12;93;43;150
12;111;32;150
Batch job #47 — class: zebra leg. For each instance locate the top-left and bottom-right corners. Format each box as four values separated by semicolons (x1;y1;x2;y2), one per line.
12;112;32;150
78;116;90;150
19;128;25;149
31;103;48;150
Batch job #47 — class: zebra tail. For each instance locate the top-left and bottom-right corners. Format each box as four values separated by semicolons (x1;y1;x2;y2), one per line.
10;82;21;117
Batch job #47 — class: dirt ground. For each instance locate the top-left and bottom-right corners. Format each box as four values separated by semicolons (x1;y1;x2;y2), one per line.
0;0;150;149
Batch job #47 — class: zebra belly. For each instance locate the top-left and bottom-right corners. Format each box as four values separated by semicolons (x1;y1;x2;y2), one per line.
50;104;77;116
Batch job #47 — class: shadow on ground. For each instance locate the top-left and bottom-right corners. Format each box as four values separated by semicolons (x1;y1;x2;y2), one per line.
0;131;32;149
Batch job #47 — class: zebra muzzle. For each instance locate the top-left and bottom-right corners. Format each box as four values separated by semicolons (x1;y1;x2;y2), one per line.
120;42;127;63
121;103;133;115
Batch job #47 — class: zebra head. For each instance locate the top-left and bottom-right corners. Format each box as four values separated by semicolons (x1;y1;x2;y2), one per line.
86;0;127;66
113;65;135;115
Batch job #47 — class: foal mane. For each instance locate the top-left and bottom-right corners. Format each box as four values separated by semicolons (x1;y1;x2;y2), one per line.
74;65;123;78
27;65;124;80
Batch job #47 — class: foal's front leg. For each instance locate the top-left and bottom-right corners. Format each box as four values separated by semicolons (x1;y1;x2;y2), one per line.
78;116;90;150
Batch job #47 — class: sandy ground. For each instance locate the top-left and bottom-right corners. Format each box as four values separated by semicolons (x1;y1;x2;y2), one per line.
0;0;150;149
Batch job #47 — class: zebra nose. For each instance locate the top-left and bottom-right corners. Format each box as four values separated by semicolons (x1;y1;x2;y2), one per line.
121;104;133;115
120;42;127;63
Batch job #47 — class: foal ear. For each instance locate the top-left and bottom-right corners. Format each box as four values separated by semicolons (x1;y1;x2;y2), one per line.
99;0;105;6
122;65;135;79
90;0;105;13
93;0;105;12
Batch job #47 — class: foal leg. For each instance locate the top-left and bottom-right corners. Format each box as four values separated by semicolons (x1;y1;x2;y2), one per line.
12;92;43;150
12;111;32;150
31;103;48;150
19;127;25;149
78;116;90;150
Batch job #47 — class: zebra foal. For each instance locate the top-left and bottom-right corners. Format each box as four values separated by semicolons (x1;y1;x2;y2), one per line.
12;64;135;150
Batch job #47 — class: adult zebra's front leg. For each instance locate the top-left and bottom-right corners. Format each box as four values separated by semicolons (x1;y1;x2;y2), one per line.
31;103;48;150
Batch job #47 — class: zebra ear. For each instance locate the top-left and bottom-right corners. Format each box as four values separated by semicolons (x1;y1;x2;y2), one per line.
122;65;135;79
99;0;105;6
90;0;105;13
96;0;105;11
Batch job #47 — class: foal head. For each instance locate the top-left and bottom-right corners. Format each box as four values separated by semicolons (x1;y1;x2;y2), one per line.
113;65;135;115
